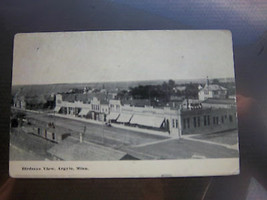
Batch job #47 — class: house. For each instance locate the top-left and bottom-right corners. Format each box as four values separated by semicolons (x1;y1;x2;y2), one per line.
198;79;227;100
13;96;26;109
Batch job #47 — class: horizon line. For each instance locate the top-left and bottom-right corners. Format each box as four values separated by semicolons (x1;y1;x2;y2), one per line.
12;76;235;87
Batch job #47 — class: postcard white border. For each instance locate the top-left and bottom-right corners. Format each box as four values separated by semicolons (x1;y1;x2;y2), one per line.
10;158;239;178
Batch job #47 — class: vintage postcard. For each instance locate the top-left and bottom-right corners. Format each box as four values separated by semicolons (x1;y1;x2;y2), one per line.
9;30;239;178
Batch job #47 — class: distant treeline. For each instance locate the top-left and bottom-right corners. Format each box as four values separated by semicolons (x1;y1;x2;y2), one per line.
117;79;199;103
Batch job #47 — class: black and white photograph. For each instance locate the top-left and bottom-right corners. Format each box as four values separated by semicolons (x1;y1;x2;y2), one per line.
9;30;239;178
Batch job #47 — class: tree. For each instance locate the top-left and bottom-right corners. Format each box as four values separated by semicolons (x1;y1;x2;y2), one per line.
168;79;175;88
212;79;220;84
117;90;129;100
185;83;199;98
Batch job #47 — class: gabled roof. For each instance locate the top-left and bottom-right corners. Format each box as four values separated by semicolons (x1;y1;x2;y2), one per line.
202;84;227;91
14;95;25;101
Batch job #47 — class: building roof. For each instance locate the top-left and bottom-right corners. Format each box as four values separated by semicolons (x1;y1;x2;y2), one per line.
183;99;202;104
170;95;185;101
202;98;236;104
202;84;227;91
175;86;186;91
14;95;25;101
121;99;151;107
61;92;109;104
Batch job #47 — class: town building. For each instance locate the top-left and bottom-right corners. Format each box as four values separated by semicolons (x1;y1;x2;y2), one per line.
53;91;237;138
202;98;236;109
198;79;228;100
22;118;70;143
111;104;180;137
180;106;237;135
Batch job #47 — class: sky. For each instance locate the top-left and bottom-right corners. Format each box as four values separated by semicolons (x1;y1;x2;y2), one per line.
12;30;235;85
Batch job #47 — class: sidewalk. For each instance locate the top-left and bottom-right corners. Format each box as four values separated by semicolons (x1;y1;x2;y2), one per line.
182;135;239;150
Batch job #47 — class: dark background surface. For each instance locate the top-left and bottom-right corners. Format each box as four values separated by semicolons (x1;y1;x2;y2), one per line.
0;1;266;199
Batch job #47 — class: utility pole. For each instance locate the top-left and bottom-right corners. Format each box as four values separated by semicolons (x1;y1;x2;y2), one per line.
80;125;86;143
102;127;105;144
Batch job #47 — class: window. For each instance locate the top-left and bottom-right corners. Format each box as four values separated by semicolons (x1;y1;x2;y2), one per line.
204;116;207;126
176;120;178;128
197;117;201;127
172;119;175;128
213;116;219;125
193;117;197;128
187;118;190;128
38;128;41;135
207;115;210;125
221;116;224;123
52;133;55;140
182;118;190;129
229;115;233;122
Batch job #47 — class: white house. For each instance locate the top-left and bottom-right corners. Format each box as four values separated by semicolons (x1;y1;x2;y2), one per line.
198;79;227;100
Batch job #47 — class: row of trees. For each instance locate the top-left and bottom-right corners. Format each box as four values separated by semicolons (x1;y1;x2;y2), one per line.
117;80;199;104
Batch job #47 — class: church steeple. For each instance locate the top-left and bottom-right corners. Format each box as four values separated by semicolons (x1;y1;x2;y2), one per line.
206;76;209;86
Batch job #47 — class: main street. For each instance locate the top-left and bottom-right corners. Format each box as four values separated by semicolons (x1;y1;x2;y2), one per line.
10;109;239;160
